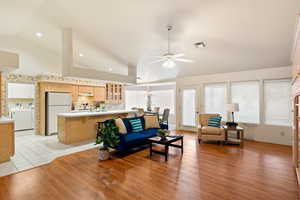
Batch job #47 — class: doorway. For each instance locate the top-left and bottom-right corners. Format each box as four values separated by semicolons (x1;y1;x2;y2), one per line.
178;87;199;131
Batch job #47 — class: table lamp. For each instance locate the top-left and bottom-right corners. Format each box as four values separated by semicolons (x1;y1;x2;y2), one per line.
226;103;239;127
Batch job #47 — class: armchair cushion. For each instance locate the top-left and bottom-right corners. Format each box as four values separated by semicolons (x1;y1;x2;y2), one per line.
201;126;224;135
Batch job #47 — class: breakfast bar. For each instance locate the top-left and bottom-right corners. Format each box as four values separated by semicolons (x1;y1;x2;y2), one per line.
57;110;136;144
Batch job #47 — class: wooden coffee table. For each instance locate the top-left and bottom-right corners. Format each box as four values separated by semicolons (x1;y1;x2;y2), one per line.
148;135;183;161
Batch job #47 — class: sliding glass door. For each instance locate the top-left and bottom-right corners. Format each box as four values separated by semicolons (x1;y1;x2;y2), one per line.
180;88;198;129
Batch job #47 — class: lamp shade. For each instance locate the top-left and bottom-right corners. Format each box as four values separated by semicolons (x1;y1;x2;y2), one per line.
227;103;239;112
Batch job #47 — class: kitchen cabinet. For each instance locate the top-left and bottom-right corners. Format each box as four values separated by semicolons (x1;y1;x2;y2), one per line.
105;83;123;104
0;120;14;163
93;86;105;102
292;15;300;184
78;86;94;95
8;83;35;99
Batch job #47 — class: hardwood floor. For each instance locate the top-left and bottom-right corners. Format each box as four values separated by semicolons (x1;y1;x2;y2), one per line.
0;131;299;200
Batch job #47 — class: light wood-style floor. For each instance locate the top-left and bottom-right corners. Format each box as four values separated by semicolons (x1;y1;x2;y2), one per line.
0;131;299;200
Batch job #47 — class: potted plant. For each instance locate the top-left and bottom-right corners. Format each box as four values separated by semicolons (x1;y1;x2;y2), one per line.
157;129;170;140
96;119;120;160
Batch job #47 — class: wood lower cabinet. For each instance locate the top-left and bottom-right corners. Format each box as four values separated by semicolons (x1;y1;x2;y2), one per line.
58;113;129;144
0;122;14;163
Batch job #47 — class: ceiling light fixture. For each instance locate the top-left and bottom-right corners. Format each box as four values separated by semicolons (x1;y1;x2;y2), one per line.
150;26;193;66
35;32;43;38
79;53;84;57
162;59;176;68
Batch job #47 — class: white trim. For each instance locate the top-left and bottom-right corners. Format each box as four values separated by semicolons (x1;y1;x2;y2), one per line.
291;15;300;62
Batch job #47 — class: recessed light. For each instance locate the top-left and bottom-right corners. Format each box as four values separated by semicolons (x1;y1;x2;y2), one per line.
79;53;84;57
35;32;43;38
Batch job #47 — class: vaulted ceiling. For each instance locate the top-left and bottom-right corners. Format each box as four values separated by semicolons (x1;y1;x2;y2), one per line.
0;0;299;83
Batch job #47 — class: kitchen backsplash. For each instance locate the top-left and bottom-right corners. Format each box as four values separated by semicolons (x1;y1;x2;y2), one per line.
8;99;34;111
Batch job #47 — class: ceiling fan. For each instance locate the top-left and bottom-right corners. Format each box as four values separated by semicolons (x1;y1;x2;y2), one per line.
150;25;193;68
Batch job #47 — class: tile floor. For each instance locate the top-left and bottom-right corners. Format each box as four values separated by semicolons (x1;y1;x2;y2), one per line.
0;130;95;177
0;124;177;177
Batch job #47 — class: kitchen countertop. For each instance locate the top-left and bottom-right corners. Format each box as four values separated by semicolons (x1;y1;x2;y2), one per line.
0;117;14;124
57;110;137;118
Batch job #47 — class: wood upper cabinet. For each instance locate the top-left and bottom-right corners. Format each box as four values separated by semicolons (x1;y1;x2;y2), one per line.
105;83;123;104
72;85;78;102
93;86;105;102
78;86;94;94
292;16;300;81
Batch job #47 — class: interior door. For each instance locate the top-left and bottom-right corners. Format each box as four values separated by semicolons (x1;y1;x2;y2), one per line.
179;87;199;131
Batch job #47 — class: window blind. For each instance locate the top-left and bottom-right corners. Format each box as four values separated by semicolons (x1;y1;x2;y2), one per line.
231;81;260;123
151;89;175;114
204;83;227;120
125;90;146;110
264;80;291;126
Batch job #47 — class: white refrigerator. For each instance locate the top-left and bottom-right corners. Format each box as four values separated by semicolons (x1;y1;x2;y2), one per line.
46;92;72;135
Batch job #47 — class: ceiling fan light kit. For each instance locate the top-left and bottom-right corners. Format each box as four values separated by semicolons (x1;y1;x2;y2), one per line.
151;25;193;68
162;59;176;68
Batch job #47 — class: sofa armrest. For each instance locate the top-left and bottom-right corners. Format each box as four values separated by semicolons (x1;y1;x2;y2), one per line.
115;133;126;151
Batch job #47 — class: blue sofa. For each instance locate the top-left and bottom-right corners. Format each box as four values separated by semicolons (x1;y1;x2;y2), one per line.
114;116;168;152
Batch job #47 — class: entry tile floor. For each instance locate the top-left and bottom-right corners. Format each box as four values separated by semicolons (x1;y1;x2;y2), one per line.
0;130;95;177
0;124;176;177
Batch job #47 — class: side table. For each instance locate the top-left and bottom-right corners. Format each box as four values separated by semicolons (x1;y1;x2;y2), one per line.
223;125;244;147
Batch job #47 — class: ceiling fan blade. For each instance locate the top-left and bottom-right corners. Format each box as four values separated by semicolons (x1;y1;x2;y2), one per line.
149;58;166;65
175;58;193;63
152;56;166;59
173;53;185;58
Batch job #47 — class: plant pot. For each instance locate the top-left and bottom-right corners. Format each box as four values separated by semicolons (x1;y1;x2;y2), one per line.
99;149;110;160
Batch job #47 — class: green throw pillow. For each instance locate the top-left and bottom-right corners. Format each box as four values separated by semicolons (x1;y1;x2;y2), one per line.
129;118;143;132
208;116;222;127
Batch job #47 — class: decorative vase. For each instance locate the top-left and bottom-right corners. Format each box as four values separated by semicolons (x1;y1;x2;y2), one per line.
99;149;110;160
160;135;167;141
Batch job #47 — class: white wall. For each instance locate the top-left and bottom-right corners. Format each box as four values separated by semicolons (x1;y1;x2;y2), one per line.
0;50;19;72
176;66;292;146
0;36;61;76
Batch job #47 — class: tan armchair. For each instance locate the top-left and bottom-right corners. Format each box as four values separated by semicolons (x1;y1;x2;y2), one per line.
198;114;225;144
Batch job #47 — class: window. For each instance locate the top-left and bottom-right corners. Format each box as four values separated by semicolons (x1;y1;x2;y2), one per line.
151;89;175;114
204;83;227;120
125;90;146;110
182;89;196;126
231;81;260;123
264;80;291;126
